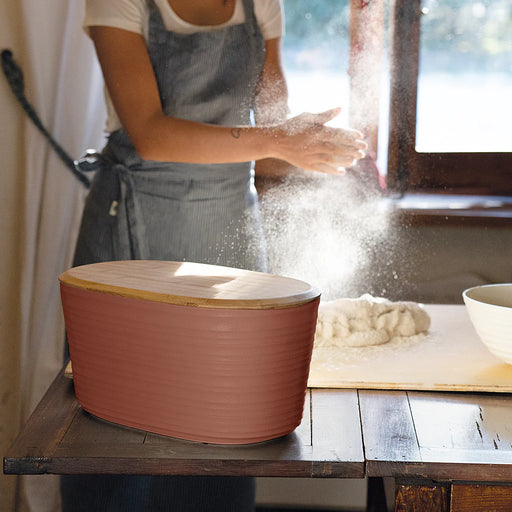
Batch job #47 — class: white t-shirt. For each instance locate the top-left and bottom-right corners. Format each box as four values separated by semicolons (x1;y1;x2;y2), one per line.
85;0;284;40
85;0;284;131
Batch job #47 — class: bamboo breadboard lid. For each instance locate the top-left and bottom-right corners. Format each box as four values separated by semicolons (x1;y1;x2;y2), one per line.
59;260;320;309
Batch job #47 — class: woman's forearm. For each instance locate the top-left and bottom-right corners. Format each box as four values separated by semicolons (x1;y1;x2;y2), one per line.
132;114;278;163
90;27;366;174
133;109;367;174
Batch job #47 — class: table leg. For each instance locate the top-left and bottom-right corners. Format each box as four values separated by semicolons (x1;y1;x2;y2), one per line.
367;477;388;512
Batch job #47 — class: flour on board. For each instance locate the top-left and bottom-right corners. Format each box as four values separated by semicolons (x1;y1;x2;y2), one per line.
314;294;431;348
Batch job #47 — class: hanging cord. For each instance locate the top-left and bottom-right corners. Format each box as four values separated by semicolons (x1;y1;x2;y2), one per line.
1;49;95;188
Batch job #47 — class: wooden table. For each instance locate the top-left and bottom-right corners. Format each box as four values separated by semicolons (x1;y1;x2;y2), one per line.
5;369;512;511
3;369;364;479
360;390;512;511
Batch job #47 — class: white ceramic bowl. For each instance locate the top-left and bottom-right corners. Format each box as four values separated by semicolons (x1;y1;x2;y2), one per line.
463;284;512;364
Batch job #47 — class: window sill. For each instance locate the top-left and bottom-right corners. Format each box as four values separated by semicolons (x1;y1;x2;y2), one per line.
384;193;512;227
254;158;512;227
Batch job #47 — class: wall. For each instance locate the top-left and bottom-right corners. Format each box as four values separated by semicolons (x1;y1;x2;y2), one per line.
369;223;512;304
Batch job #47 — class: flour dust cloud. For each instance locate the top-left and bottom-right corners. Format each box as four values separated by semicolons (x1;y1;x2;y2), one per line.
258;170;391;300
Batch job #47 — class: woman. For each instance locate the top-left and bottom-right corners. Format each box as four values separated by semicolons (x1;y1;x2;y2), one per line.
73;0;366;271
63;0;366;510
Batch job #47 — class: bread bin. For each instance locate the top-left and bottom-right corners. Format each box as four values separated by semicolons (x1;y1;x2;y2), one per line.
59;260;320;444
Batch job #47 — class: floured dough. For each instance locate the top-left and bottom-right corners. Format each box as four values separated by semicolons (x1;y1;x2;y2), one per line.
314;294;431;348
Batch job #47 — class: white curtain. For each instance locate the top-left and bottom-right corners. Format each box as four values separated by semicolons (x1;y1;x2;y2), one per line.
5;1;106;510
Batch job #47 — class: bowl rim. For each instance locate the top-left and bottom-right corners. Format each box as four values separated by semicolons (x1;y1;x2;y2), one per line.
462;283;512;310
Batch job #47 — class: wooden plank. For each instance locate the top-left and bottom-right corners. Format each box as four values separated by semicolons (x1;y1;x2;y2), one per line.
361;389;512;482
409;392;512;455
7;384;363;478
3;368;80;474
54;391;311;462
59;408;147;448
40;457;327;477
309;389;364;478
359;390;421;477
294;387;312;447
395;481;450;512
405;391;512;481
52;410;314;476
55;434;314;464
451;483;512;512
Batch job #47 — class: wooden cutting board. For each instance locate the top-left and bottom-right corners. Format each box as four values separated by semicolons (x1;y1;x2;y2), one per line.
308;304;512;392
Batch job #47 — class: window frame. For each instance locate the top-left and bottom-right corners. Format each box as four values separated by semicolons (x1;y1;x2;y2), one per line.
386;0;512;196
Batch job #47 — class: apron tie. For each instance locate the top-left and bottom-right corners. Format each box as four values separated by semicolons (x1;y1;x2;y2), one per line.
112;164;150;260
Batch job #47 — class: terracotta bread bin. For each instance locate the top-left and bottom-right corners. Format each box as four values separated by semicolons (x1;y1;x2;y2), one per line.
59;260;320;444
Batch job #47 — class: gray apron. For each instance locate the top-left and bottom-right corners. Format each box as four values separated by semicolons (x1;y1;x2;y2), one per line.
63;1;265;510
73;0;266;272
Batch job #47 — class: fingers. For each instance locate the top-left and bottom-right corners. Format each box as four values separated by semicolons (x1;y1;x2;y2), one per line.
274;112;368;174
284;109;341;135
316;152;361;170
299;151;363;174
329;127;367;150
309;133;367;162
305;107;342;126
300;121;367;151
287;135;366;174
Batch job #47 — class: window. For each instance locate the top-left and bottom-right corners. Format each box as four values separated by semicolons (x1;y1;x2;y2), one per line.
256;0;356;189
386;0;512;196
257;0;385;185
266;0;512;201
281;1;351;125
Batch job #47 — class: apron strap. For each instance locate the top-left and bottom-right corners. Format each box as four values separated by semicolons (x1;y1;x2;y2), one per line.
1;49;92;188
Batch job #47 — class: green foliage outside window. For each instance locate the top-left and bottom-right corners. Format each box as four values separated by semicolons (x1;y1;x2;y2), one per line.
282;0;512;73
282;0;351;71
420;0;512;72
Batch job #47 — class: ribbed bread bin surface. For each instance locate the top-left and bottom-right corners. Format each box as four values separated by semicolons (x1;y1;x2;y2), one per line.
59;261;320;444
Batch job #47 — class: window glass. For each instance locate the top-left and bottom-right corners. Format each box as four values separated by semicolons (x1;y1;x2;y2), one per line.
416;0;512;153
282;0;351;127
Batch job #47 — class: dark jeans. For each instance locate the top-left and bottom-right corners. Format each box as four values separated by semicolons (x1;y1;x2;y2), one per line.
61;475;255;512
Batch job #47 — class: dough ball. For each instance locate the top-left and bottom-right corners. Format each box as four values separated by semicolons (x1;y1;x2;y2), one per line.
314;295;430;348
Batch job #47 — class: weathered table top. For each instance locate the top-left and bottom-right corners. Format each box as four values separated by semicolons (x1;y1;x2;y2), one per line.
5;368;512;485
360;389;512;483
3;369;364;478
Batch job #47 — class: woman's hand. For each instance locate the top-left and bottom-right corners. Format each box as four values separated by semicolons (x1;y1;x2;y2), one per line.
271;108;367;174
